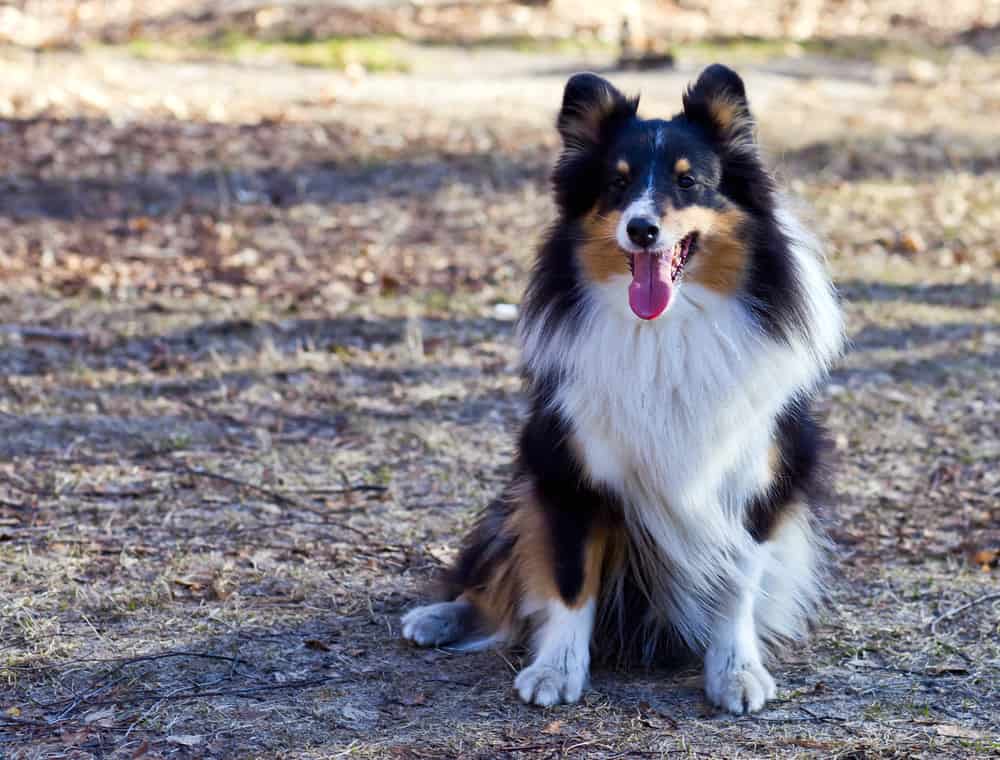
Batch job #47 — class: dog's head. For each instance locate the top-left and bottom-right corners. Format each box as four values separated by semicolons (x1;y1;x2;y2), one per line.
553;65;774;320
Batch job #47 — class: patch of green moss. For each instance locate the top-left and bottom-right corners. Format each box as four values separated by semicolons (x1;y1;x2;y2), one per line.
123;33;411;72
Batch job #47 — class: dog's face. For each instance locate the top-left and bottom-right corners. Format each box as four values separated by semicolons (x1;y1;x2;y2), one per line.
553;66;772;320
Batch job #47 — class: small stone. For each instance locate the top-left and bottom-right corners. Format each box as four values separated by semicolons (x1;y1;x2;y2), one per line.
493;303;518;321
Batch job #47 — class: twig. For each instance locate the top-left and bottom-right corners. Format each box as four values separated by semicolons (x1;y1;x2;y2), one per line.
0;324;91;344
43;675;350;712
169;464;311;508
93;650;251;669
496;743;559;754
284;485;387;495
177;397;251;429
163;464;370;537
0;472;161;502
77;486;163;500
929;592;1000;634
798;706;860;736
799;706;846;723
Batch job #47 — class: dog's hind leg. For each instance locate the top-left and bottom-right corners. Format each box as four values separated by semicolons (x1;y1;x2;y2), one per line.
401;491;519;652
401;599;481;648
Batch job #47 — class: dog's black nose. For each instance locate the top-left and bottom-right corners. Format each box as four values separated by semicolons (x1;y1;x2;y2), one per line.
626;217;660;248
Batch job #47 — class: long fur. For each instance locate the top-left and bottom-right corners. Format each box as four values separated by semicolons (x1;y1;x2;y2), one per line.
401;64;845;713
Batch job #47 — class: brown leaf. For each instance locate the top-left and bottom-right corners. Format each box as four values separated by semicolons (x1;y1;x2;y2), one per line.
304;638;331;652
541;720;563;735
61;728;91;746
972;548;998;570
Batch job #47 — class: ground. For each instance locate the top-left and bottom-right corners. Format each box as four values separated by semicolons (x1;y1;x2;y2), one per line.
0;32;998;760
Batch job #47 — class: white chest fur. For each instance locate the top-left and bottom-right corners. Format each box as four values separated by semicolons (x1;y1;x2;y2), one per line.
521;204;842;527
519;208;843;647
533;281;808;516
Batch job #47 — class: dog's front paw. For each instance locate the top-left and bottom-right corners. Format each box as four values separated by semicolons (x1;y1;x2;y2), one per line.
704;648;776;715
515;661;587;707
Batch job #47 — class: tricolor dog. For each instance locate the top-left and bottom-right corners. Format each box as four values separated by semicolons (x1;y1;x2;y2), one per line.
402;64;844;715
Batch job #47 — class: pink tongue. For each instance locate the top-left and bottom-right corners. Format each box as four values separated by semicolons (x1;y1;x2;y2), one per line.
628;252;672;320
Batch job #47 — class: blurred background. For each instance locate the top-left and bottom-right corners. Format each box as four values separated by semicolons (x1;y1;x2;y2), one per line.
0;1;997;303
1;2;997;757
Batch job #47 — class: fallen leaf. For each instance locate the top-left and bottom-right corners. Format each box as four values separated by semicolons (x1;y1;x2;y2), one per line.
896;230;926;254
4;706;21;717
82;706;116;726
541;719;563;735
935;724;984;739
167;734;203;747
304;638;331;652
972;548;997;570
61;728;90;746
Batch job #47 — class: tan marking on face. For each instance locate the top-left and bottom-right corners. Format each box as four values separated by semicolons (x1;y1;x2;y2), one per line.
616;159;630;175
656;204;719;243
674;157;691;174
578;208;629;283
685;207;749;294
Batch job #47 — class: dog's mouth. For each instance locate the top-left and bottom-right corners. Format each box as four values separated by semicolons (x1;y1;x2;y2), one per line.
625;232;698;320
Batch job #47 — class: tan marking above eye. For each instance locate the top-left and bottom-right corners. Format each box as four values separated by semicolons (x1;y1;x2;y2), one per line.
616;159;630;175
674;157;691;174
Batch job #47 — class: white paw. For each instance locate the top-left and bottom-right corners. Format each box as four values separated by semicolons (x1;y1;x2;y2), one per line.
401;601;470;647
704;649;777;715
515;661;587;707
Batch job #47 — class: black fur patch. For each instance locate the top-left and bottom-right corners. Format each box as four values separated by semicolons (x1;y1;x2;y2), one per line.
518;225;589;355
745;396;830;542
741;215;811;344
553;74;639;218
518;401;614;603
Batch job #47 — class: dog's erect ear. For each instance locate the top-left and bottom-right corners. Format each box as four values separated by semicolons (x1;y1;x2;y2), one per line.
682;64;755;146
557;73;637;150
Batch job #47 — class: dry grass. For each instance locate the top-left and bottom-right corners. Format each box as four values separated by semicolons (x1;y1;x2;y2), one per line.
0;35;998;759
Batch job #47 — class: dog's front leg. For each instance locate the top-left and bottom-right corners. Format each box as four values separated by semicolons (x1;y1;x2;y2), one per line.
704;543;776;714
514;597;595;706
513;515;608;707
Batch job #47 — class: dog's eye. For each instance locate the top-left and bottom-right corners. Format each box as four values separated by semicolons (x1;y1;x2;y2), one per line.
610;175;629;191
677;174;696;189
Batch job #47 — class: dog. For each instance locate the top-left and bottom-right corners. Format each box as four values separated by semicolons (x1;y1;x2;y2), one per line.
401;64;844;715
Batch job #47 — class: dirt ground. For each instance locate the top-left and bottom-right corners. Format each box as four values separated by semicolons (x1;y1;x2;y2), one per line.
0;30;998;760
